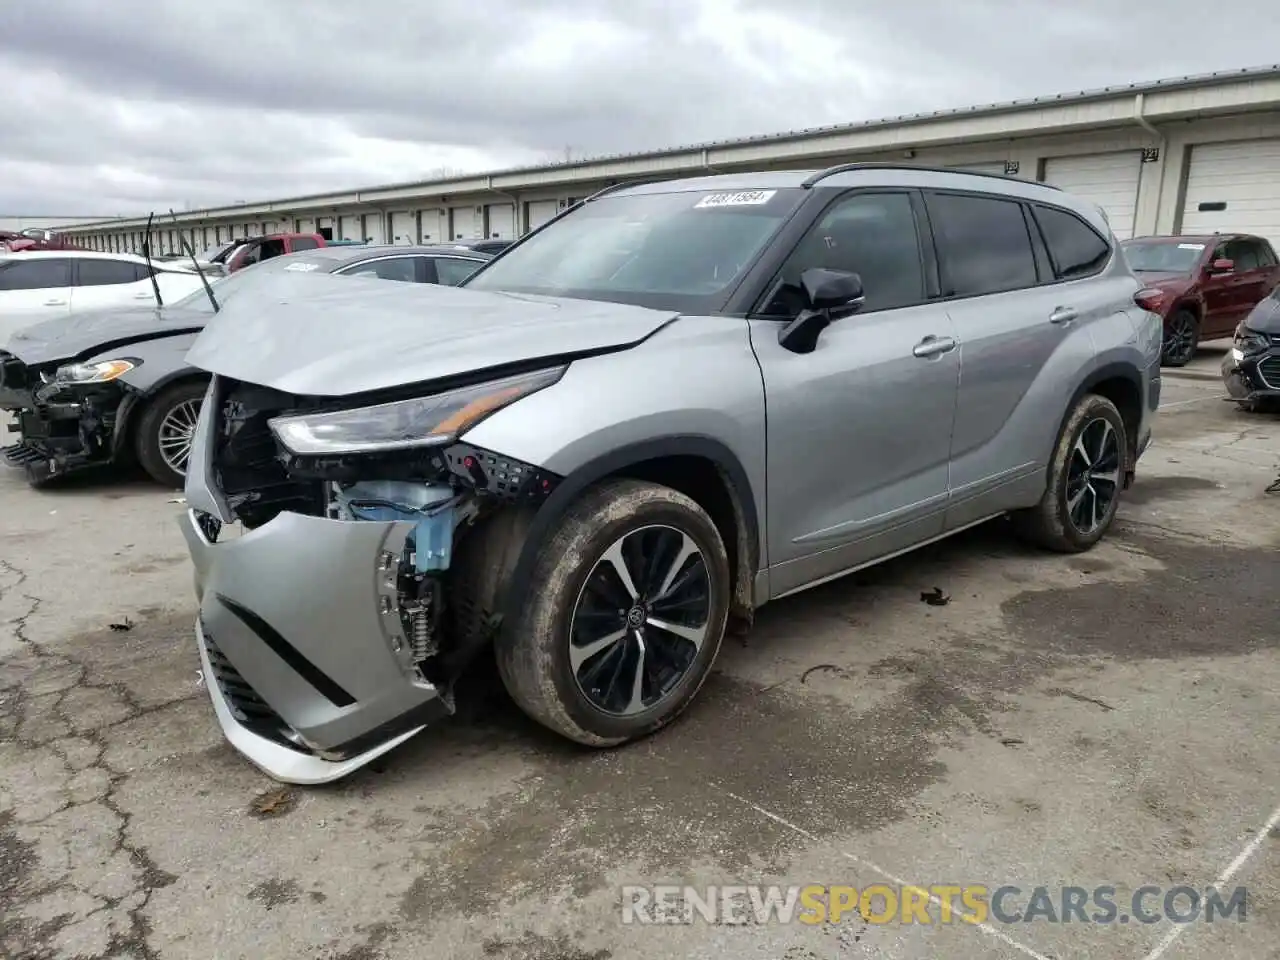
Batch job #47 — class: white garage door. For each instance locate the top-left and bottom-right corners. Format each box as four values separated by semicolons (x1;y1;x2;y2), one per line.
418;208;446;243
1179;139;1280;248
364;213;387;244
1042;152;1142;240
390;212;416;245
263;221;281;235
486;203;515;239
450;207;479;240
339;215;364;241
297;218;316;235
526;199;560;231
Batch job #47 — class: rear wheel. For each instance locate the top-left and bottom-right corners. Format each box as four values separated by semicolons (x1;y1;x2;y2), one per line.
1161;309;1199;367
495;478;730;746
133;380;207;488
1012;394;1127;553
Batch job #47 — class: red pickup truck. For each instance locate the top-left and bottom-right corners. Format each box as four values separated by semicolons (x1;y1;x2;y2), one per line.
217;233;329;273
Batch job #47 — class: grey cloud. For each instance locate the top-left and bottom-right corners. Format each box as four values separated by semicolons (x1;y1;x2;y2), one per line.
1;0;1276;215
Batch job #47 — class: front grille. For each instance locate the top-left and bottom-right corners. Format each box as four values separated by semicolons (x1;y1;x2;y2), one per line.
201;626;305;753
1258;356;1280;391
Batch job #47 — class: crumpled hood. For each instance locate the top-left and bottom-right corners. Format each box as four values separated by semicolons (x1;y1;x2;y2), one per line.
184;271;681;396
4;303;211;367
1243;292;1280;335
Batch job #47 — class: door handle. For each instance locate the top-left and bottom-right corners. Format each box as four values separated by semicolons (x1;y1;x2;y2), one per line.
1049;306;1078;324
913;335;958;358
43;299;67;307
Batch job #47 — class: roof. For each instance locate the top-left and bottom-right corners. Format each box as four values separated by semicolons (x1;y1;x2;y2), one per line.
1123;234;1250;243
55;64;1280;232
0;249;154;263
285;244;493;266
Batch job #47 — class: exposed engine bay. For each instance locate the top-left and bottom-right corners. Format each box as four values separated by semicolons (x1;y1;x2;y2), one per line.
202;377;561;696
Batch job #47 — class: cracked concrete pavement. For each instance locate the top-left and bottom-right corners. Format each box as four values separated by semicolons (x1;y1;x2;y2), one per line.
1;345;1278;960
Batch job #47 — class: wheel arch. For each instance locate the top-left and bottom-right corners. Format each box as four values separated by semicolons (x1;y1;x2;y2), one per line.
114;371;211;459
1054;362;1144;489
498;435;762;631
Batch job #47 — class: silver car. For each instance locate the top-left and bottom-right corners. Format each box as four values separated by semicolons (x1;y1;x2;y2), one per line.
179;164;1163;784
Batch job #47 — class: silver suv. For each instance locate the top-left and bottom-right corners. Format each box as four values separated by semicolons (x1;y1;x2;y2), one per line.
179;164;1162;784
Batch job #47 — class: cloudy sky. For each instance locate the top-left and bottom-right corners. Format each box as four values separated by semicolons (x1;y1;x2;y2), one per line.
0;0;1275;217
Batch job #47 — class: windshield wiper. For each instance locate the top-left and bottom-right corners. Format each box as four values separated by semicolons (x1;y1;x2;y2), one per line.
170;208;220;313
142;212;164;308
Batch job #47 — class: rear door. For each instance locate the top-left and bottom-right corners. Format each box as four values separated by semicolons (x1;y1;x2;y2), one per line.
69;258;152;313
928;192;1110;526
749;189;959;596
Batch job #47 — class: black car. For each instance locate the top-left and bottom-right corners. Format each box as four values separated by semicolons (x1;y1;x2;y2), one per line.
0;244;491;488
1222;286;1280;412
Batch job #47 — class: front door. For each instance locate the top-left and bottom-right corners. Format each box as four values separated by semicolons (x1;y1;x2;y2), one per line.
749;189;959;598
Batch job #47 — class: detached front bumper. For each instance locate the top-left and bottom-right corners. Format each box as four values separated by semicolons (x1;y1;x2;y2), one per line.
180;507;453;784
1222;347;1280;402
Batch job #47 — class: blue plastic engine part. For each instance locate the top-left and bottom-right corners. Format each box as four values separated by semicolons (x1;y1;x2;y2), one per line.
335;481;455;572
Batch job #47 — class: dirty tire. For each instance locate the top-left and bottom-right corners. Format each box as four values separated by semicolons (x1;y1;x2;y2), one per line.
1011;393;1128;554
1160;308;1199;367
133;379;207;488
495;478;730;747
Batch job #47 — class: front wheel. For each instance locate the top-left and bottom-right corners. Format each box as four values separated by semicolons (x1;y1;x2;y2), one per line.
1012;394;1128;553
495;478;730;746
133;380;207;488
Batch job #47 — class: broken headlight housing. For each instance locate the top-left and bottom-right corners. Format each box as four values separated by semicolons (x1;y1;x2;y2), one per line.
268;366;566;456
53;359;137;384
1231;325;1270;362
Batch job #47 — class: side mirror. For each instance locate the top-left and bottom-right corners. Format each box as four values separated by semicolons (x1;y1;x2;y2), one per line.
1210;258;1235;273
778;268;865;354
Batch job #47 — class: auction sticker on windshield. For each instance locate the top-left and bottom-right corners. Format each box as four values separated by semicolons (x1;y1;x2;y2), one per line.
1177;243;1206;250
694;190;777;208
284;262;322;272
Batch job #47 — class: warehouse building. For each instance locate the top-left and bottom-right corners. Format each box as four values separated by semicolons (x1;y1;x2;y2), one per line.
55;65;1280;255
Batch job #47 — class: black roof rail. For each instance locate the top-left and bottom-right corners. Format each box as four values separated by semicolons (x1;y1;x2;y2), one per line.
582;177;671;203
801;161;1063;190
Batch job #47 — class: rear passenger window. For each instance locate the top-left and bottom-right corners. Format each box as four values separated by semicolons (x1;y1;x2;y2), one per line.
76;259;143;286
291;237;319;252
927;192;1037;297
1032;205;1111;279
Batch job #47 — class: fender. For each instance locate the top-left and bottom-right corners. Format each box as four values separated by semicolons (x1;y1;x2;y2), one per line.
114;371;211;461
497;434;763;627
1051;360;1144;485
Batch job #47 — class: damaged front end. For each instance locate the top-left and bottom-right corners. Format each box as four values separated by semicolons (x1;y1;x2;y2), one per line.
181;370;564;784
0;352;134;482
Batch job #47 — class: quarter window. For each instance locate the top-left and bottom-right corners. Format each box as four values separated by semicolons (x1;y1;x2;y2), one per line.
1032;205;1111;279
0;259;73;290
433;257;484;286
77;259;145;286
341;257;418;282
761;191;925;316
927;192;1037;297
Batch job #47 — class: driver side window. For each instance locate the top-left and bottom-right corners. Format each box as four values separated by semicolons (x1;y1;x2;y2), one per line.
760;192;925;317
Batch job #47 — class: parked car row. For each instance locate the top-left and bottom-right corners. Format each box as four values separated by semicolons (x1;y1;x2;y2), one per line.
0;244;492;485
6;164;1271;790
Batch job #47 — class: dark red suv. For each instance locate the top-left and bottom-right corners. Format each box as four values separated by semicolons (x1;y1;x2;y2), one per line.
1121;233;1280;366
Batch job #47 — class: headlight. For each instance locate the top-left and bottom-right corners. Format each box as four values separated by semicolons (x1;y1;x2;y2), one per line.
53;359;137;384
1233;325;1269;355
268;366;566;456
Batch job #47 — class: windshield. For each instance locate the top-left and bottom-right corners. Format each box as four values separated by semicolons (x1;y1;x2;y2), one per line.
462;187;806;311
1121;240;1205;274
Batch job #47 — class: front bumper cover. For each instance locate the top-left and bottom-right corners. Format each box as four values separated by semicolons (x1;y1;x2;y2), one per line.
180;507;453;784
1222;346;1280;402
